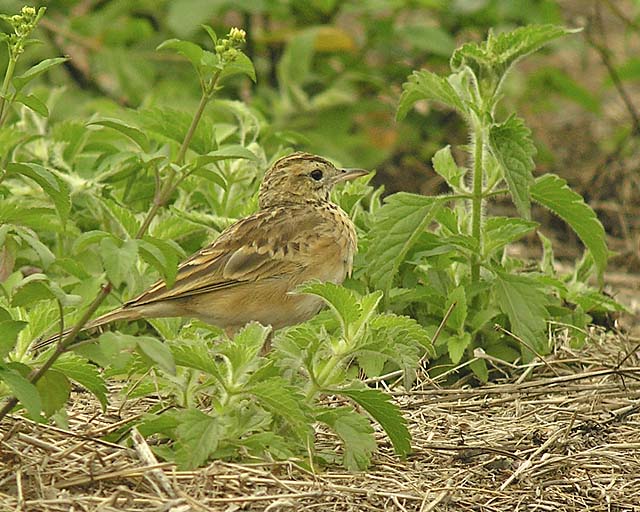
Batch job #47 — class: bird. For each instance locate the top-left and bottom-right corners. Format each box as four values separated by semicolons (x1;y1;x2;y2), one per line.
35;152;368;349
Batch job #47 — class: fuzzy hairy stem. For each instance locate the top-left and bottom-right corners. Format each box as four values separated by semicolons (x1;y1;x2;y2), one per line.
470;126;485;283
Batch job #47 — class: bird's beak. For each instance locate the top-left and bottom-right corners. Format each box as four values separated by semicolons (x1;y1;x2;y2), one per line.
331;168;369;185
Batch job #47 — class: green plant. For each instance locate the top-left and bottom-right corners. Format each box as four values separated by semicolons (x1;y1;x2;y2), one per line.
364;24;624;380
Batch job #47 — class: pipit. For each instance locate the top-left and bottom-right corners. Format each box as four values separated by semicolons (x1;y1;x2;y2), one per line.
36;152;368;348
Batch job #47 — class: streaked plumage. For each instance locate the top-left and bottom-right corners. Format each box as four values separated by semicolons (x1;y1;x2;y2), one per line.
36;152;367;348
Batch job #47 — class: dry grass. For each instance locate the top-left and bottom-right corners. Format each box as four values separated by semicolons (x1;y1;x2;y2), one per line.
1;329;639;512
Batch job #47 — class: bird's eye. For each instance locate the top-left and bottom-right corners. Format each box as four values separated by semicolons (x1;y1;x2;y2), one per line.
310;169;323;181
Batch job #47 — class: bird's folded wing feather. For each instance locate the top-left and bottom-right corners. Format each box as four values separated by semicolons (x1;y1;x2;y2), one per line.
124;207;330;307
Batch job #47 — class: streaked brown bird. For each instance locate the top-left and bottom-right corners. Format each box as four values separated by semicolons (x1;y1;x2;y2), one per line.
36;152;368;348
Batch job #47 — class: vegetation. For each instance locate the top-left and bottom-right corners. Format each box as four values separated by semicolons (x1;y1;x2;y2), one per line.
0;2;629;471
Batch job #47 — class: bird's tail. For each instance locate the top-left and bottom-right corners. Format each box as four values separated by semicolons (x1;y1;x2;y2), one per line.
31;307;142;352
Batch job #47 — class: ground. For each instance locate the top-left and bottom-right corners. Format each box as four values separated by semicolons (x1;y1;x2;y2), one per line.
1;327;638;512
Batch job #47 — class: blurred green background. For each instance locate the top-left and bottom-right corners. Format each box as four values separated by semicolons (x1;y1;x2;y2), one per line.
1;0;638;269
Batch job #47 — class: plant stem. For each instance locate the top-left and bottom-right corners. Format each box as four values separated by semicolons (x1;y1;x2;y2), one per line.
0;56;17;127
0;282;112;422
470;125;485;283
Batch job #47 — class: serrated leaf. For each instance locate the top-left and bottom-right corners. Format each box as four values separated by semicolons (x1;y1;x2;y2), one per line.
138;237;183;288
53;354;108;410
12;227;55;268
432;145;466;190
447;332;471;364
100;198;140;238
11;273;79;308
317;406;376;470
489;115;536;218
531;173;608;283
100;238;138;288
89;119;149;152
6;163;71;222
250;377;311;441
72;230;114;254
339;387;411;457
298;282;360;336
0;366;42;418
194;145;257;166
0;320;28;358
36;369;70;417
14;92;48;117
175;408;220;469
137;336;176;375
494;272;549;359
483;217;538;256
219;322;270;378
366;193;445;294
397;69;466;120
13;57;69;91
172;342;224;384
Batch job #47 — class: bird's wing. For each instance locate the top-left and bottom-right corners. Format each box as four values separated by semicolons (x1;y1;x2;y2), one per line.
124;206;329;307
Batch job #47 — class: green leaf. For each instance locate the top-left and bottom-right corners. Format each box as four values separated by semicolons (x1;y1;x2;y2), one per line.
469;358;488;382
12;227;55;268
447;332;471;364
339;387;411;457
219;322;270;378
157;39;206;72
137;336;176;375
366;193;445;294
175;408;220;469
138;237;183;289
194;145;257;166
6;163;71;222
100;238;138;288
219;52;256;82
14;92;48;117
298;282;361;336
172;342;223;383
451;25;577;98
13;57;69;91
494;272;549;358
11;273;79;308
489;115;536;218
0;320;27;358
432;145;466;190
446;285;468;334
250;377;311;441
100;198;140;238
317;406;376;470
53;353;108;410
531;173;608;283
0;365;42;418
483;217;538;257
397;70;466;120
89;119;150;152
35;369;70;417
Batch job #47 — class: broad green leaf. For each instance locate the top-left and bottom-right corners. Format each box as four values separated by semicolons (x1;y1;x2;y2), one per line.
469;358;488;382
446;285;468;333
14;92;48;117
298;282;361;336
13;57;69;91
447;332;471;364
347;290;383;342
397;70;466;120
35;369;70;417
219;52;256;82
89;119;149;152
494;272;549;359
175;408;220;469
100;198;140;238
194;145;257;166
489;115;536;218
0;320;28;358
366;193;446;294
531;173;608;283
317;406;376;470
219;322;270;378
136;336;176;375
432;145;466;190
339;387;411;457
11;273;79;308
250;377;311;441
0;365;42;418
99;238;138;288
53;353;108;410
138;237;183;288
483;217;538;256
72;230;114;254
172;342;224;384
12;227;55;268
6;163;71;222
157;39;206;72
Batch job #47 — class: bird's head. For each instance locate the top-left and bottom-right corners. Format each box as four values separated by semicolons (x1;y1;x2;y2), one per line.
258;152;368;208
